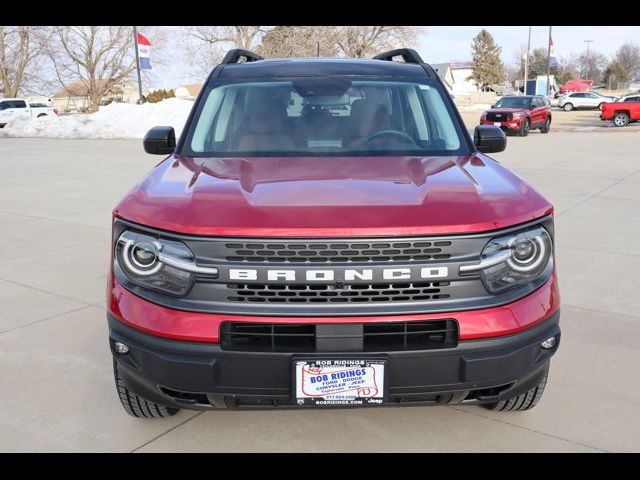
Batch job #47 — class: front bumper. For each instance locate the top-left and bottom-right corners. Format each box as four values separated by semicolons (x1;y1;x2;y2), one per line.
108;310;560;410
480;119;523;131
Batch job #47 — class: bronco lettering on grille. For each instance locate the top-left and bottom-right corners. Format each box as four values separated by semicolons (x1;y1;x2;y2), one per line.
229;267;449;282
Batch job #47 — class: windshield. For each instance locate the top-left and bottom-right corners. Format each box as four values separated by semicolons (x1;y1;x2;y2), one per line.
183;78;467;157
494;97;532;109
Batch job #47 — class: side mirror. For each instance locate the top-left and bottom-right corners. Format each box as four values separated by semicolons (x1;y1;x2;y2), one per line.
490;104;496;108
143;126;176;155
474;125;506;154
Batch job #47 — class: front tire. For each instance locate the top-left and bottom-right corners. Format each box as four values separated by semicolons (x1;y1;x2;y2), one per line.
540;117;551;133
519;118;530;137
113;360;180;418
613;112;630;127
483;369;548;412
563;103;574;112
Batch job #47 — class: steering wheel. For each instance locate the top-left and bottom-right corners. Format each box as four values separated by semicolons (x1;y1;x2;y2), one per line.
362;129;417;145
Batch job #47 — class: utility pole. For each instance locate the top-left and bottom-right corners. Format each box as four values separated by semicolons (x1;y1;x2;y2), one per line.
133;26;143;104
583;39;594;80
546;26;552;97
523;26;532;95
317;42;320;57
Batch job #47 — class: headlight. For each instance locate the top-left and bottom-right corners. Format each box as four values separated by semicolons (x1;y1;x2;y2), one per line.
460;226;553;294
115;230;217;297
514;112;525;118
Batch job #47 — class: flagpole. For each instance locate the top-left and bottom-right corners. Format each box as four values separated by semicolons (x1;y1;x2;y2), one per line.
524;26;531;95
546;26;552;97
133;26;144;104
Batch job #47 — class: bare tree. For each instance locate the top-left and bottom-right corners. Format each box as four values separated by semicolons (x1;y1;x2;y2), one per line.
47;26;137;112
555;53;580;85
503;63;520;84
257;26;339;58
182;26;267;79
0;26;49;97
614;42;640;81
335;26;421;58
188;26;266;51
578;49;608;83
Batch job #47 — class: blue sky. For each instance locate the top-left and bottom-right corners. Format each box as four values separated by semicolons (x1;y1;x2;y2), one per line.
149;26;640;89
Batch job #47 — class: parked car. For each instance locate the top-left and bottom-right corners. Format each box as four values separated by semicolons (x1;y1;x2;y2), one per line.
614;93;640;103
558;79;593;95
600;99;640;127
480;95;551;136
0;98;58;128
557;91;617;111
108;48;560;418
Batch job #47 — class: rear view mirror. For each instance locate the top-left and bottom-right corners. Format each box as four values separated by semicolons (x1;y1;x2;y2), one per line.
143;126;176;155
474;125;506;154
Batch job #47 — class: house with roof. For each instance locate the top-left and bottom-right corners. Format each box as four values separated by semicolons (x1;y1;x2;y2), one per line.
431;64;455;92
448;62;478;96
52;79;139;112
432;62;480;97
174;83;203;100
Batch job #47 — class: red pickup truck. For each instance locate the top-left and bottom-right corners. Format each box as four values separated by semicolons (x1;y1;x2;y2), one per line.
600;98;640;127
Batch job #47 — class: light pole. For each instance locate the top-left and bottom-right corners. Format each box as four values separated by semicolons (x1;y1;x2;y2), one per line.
583;39;594;80
546;26;552;97
523;26;532;94
133;26;144;104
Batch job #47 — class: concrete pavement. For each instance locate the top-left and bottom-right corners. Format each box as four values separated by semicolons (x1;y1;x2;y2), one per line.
1;132;639;452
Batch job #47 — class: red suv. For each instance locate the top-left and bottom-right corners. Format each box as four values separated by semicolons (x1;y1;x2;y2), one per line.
480;95;552;136
108;49;560;417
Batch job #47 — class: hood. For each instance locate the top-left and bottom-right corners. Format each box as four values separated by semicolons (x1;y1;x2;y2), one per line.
115;155;552;237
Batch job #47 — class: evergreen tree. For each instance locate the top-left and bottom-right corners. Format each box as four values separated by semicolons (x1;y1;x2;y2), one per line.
469;29;504;89
603;62;631;88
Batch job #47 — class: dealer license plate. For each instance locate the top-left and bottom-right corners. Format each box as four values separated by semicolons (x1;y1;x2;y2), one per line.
294;359;385;406
494;122;501;127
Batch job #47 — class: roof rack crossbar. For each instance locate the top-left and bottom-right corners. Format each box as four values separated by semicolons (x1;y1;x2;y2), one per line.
221;49;263;65
373;48;424;64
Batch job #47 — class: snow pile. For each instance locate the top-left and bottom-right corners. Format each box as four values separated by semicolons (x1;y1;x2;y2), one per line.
0;98;194;139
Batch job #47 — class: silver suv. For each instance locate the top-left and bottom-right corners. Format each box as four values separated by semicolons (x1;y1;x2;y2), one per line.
558;91;617;111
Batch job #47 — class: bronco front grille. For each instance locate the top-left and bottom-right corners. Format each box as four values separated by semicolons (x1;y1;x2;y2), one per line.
220;320;458;352
226;281;452;303
223;240;453;263
114;217;533;316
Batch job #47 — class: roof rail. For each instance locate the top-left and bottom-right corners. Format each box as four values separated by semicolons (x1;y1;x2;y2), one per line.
221;49;263;65
373;48;424;64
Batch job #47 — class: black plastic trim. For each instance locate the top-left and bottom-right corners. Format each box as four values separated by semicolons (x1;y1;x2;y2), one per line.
373;48;424;64
221;49;263;64
108;311;560;410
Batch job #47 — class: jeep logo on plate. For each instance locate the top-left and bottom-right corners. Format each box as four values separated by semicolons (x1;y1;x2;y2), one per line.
228;267;449;282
